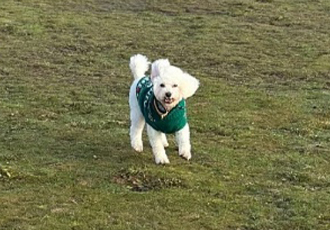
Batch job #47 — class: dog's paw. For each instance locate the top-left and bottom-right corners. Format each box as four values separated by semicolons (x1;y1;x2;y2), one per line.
131;141;143;152
179;150;191;161
154;153;170;164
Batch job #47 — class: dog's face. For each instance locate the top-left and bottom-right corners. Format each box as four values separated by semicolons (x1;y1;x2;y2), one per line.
151;59;199;111
153;70;182;111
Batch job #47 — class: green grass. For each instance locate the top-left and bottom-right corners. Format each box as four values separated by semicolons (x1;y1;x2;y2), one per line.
1;0;330;229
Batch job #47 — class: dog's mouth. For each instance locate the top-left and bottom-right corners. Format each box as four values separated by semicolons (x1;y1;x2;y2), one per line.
164;97;174;104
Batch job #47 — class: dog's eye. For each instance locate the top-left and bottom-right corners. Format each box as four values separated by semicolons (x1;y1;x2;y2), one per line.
173;84;178;88
160;83;165;88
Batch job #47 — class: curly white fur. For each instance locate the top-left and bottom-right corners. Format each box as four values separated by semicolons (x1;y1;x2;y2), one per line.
128;54;199;164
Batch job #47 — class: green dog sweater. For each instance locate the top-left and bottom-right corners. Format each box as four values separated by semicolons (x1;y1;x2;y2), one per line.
136;76;187;134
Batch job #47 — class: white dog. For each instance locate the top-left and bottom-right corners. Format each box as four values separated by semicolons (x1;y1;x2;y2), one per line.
128;54;199;164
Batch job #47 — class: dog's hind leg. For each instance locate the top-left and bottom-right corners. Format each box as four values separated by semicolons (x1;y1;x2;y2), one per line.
130;107;145;153
129;79;145;153
130;115;145;152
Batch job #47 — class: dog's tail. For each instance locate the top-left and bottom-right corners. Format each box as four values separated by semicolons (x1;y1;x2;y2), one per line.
129;54;150;80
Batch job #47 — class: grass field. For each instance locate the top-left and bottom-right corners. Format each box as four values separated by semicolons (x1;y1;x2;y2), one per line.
1;0;330;229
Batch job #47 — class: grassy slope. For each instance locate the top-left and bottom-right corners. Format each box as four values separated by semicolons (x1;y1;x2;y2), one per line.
1;0;330;229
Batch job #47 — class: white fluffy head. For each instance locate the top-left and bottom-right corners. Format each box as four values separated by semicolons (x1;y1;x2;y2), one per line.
151;59;199;111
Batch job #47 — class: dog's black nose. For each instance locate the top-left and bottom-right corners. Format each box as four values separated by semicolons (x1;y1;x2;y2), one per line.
165;92;172;98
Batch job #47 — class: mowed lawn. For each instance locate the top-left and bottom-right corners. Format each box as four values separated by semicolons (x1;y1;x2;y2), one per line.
1;0;330;229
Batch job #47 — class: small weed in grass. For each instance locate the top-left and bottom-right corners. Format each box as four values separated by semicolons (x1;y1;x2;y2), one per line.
113;167;186;192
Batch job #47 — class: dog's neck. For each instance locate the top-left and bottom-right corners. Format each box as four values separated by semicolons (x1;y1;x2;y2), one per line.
153;98;169;119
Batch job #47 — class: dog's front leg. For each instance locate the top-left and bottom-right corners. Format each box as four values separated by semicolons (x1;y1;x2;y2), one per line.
175;124;191;160
161;133;169;148
147;125;170;164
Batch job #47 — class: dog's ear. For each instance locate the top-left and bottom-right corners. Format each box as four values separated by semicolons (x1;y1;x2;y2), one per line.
151;59;170;80
180;73;199;99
